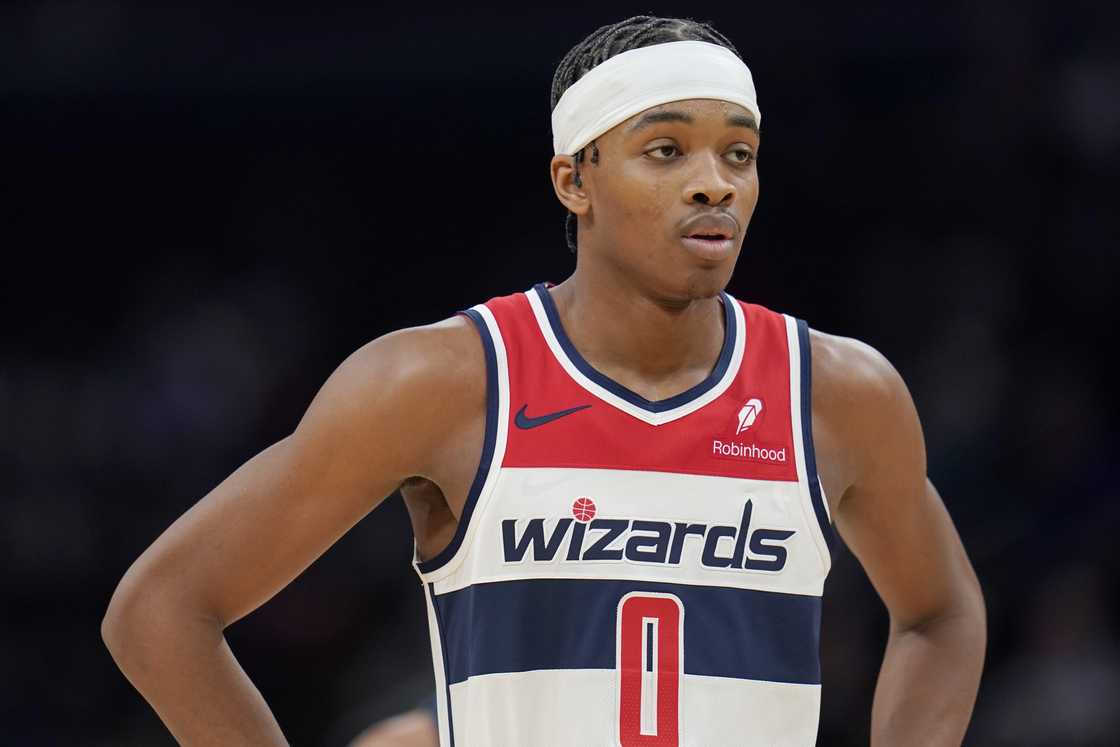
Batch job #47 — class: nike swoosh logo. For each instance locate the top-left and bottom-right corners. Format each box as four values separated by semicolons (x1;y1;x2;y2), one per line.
514;403;592;429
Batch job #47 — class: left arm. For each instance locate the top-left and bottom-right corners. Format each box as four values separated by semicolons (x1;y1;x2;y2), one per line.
813;332;986;746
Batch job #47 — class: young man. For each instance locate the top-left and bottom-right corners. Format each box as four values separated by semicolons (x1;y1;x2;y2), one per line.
102;15;986;747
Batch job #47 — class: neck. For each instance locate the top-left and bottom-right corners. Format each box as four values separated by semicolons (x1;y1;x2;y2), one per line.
547;262;728;403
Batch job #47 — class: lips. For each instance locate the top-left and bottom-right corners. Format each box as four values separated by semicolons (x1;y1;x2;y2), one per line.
676;212;740;262
680;212;738;241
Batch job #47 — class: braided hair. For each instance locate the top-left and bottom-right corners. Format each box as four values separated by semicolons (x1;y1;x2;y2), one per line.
550;16;743;253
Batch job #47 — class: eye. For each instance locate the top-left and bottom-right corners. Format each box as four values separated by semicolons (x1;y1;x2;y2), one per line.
646;144;681;160
727;148;756;165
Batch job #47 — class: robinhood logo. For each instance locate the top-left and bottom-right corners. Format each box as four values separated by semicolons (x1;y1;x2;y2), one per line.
736;398;763;434
716;396;786;463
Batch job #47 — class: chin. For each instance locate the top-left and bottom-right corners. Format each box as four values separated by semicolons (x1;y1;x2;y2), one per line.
628;244;738;306
647;268;731;308
683;274;729;300
682;258;737;299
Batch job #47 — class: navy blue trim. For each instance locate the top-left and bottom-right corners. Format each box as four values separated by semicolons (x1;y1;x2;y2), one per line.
796;318;836;556
432;578;822;686
532;283;737;414
416;308;499;574
428;582;455;747
645;622;655;671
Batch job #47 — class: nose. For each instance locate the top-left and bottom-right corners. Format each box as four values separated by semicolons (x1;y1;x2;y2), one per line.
682;151;736;206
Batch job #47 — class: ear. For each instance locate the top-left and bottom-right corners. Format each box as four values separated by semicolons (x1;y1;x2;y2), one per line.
550;154;590;217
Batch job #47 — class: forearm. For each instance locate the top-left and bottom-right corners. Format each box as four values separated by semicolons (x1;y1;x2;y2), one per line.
102;590;288;746
870;606;986;746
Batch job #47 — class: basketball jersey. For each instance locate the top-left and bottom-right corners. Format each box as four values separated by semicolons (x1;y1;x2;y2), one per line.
412;283;835;747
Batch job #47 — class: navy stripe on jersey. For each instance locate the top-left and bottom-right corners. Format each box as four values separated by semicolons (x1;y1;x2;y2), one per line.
796;318;836;556
432;578;821;685
532;284;738;413
415;309;499;574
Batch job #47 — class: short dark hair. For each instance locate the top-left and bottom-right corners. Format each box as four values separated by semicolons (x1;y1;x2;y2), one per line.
551;16;743;253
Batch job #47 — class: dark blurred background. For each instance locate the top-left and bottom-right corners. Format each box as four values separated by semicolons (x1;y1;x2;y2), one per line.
2;2;1118;745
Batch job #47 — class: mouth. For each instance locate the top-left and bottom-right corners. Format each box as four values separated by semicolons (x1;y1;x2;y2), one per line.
686;232;731;241
678;212;739;261
676;211;739;246
679;234;736;261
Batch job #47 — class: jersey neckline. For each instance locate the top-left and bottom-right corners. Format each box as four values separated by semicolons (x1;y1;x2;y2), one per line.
526;283;745;425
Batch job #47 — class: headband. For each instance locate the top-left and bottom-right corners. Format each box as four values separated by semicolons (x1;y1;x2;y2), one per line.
551;40;761;156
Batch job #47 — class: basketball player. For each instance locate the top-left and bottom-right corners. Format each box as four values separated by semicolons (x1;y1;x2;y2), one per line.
102;15;986;746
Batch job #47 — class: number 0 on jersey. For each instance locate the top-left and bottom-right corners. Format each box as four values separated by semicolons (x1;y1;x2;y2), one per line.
617;592;684;746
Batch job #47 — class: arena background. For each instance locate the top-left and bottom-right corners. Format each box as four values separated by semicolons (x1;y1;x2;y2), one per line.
3;2;1118;744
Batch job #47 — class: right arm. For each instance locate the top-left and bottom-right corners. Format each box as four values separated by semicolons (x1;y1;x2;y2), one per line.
101;316;484;745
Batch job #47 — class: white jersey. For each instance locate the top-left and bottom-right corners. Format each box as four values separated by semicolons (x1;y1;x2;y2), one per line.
413;283;835;746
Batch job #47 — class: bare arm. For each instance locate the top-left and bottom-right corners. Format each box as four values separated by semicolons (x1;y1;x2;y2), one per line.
813;332;986;746
101;317;483;745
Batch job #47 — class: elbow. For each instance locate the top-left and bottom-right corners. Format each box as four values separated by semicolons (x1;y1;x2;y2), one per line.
101;564;191;677
939;585;989;682
955;563;988;647
101;560;225;680
969;579;988;652
949;588;987;670
101;569;148;670
894;579;988;655
971;579;988;633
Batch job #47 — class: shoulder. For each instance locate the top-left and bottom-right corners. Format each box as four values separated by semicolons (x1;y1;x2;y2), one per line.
296;313;488;475
807;327;904;407
337;313;486;395
806;327;926;503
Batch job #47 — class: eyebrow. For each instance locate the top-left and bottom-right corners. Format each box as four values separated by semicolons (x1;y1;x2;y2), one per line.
626;108;759;134
726;113;760;133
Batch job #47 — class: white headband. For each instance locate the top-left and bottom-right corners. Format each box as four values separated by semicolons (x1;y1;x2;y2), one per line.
551;40;761;156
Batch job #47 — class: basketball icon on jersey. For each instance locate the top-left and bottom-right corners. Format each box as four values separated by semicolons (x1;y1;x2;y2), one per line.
736;397;764;434
571;496;597;522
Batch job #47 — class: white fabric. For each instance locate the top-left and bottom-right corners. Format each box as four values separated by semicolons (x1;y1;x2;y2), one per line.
426;465;829;597
448;668;821;746
551;40;761;155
